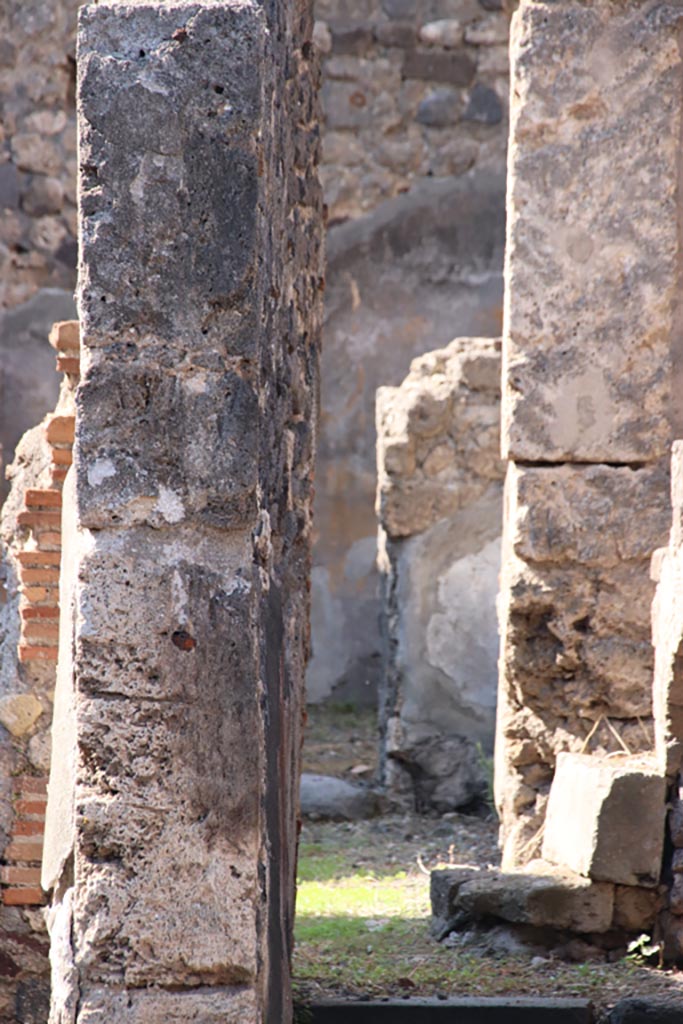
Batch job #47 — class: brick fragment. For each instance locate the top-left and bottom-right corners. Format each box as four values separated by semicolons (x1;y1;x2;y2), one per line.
23;621;60;642
4;841;43;861
18;645;59;663
1;866;42;885
13;820;44;837
20;587;56;603
51;448;73;466
14;800;46;816
25;489;62;508
17;511;62;530
51;468;69;485
49;320;80;351
2;887;45;906
17;550;61;567
14;776;48;796
19;567;60;585
45;416;75;444
57;356;80;374
21;606;60;620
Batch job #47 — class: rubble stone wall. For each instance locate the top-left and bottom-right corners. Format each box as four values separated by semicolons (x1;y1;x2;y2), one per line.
496;0;681;868
376;337;504;811
42;3;323;1022
0;0;80;502
308;0;511;703
0;322;78;1024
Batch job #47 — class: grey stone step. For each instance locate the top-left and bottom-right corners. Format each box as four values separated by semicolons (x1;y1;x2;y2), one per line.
303;996;593;1023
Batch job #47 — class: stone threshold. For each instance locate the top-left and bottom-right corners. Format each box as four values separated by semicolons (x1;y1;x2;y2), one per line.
303;997;593;1022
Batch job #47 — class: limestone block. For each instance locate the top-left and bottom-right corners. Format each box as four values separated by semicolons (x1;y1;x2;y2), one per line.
503;0;683;462
495;461;669;865
376;338;504;810
431;862;615;937
542;753;666;888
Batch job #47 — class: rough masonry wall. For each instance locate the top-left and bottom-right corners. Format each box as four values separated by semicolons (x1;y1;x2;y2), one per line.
376;337;504;811
0;0;80;502
495;0;680;868
0;0;509;709
42;4;323;1022
308;0;509;703
0;323;79;1024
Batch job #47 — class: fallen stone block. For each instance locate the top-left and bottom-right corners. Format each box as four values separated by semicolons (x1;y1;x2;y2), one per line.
431;862;614;938
300;774;380;821
542;753;666;888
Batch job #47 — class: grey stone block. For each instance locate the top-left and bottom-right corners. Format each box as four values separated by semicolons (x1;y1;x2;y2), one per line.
431;862;614;936
463;84;502;125
300;774;380;821
416;87;462;126
542;754;666;888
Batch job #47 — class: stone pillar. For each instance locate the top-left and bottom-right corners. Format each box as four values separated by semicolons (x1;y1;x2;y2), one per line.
496;0;681;868
42;2;323;1021
376;337;504;813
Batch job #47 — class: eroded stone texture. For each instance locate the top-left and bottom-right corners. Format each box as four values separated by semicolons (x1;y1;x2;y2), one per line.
376;337;504;811
43;4;323;1021
502;0;683;463
495;461;670;867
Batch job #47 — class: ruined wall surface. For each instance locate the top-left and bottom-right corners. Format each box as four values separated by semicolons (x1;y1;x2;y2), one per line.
495;0;680;869
308;0;510;704
376;337;504;811
0;0;509;708
314;0;508;224
43;4;322;1022
0;324;78;1024
0;0;80;500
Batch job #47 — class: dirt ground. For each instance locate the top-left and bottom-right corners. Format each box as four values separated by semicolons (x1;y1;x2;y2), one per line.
295;705;683;1019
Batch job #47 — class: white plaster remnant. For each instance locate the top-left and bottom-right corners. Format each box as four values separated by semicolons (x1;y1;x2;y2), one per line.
86;457;116;487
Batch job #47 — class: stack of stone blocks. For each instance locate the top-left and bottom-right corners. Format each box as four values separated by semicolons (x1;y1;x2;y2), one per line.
376;337;504;812
433;0;683;952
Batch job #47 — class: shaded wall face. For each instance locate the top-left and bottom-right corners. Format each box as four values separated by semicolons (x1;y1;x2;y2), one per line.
0;0;80;499
308;0;510;704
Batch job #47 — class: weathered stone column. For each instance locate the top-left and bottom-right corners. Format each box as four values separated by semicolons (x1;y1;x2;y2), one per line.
42;2;323;1021
496;0;682;867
